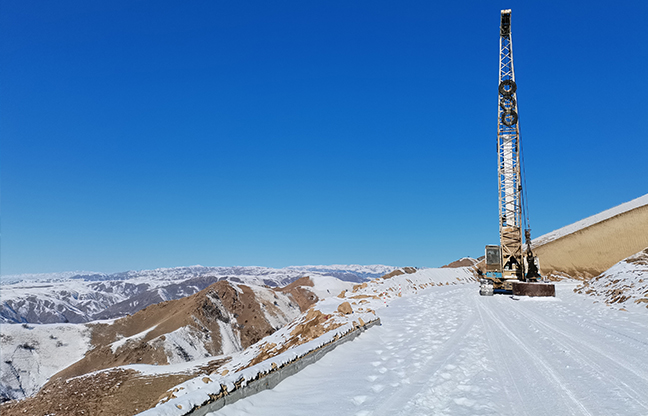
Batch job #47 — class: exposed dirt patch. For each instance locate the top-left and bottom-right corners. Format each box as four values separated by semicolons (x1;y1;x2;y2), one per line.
573;248;648;308
275;276;318;312
381;269;404;280
1;354;229;416
246;307;344;367
442;258;478;268
0;369;190;416
381;267;417;280
337;302;353;314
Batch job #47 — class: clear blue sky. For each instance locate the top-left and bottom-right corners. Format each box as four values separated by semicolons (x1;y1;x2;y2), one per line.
1;1;647;275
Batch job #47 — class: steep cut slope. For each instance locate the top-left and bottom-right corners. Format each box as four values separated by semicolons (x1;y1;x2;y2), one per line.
533;193;648;278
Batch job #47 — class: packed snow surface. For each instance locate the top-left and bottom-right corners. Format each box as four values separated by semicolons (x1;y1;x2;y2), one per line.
208;283;648;416
533;193;648;247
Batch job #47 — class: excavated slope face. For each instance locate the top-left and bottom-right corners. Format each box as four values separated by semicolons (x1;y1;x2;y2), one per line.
534;203;648;278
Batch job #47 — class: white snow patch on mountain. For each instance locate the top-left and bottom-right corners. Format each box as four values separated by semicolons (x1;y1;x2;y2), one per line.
308;275;355;299
0;323;91;401
111;325;159;353
247;286;301;330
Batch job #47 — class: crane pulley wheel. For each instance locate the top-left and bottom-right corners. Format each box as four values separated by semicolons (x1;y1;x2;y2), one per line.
500;96;516;111
499;79;517;97
501;110;518;126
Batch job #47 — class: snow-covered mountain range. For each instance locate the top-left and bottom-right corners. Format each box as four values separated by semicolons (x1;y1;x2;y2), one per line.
0;265;395;324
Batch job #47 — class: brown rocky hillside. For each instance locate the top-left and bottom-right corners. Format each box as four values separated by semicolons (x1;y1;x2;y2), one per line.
0;278;319;416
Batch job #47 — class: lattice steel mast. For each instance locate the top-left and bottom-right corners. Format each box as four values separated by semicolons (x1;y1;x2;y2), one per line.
480;9;548;297
497;9;523;279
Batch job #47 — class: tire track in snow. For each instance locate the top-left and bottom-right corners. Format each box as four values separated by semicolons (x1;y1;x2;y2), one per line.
476;297;532;416
478;299;595;416
509;302;648;413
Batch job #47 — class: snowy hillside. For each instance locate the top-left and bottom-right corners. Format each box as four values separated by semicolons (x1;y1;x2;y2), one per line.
0;323;91;402
0;274;335;404
574;248;648;310
0;265;395;324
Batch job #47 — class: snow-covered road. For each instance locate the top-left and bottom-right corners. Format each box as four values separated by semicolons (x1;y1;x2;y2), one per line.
209;283;648;416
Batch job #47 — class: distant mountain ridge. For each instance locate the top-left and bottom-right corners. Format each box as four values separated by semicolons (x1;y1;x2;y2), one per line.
0;265;395;324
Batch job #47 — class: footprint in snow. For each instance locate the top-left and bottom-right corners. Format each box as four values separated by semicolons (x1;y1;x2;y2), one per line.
370;384;385;393
352;395;368;405
453;397;476;407
457;384;478;392
366;375;379;382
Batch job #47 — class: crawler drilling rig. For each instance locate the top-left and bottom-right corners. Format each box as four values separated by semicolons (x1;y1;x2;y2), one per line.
479;9;554;297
